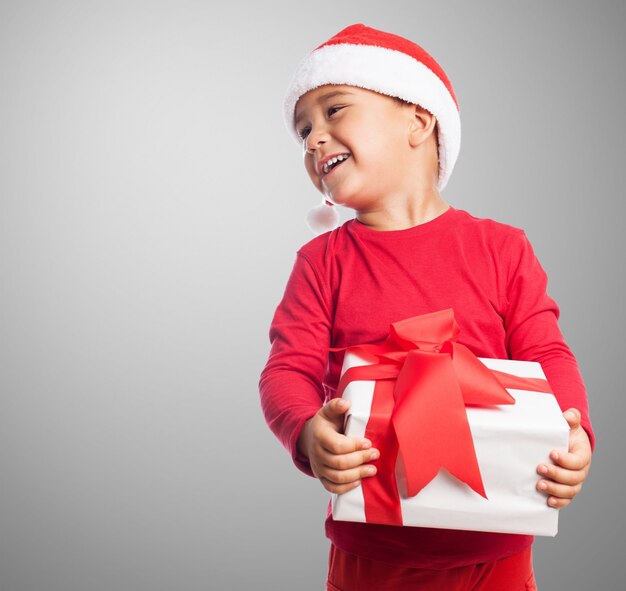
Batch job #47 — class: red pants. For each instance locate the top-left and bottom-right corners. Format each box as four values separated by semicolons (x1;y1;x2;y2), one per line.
327;544;537;591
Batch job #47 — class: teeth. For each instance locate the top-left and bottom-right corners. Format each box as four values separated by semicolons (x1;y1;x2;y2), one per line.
322;154;350;174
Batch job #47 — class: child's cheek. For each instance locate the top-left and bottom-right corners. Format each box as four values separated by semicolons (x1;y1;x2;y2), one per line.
304;158;323;192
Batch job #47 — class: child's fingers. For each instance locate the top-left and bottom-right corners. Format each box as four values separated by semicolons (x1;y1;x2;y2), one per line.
321;432;374;456
537;480;581;509
547;448;590;471
314;418;371;455
320;463;377;488
317;399;373;451
545;496;572;509
319;476;364;495
314;455;378;494
537;462;586;486
320;447;380;471
311;441;380;494
536;478;581;502
317;454;379;494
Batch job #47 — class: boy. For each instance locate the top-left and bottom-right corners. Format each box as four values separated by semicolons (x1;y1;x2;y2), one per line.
260;24;593;590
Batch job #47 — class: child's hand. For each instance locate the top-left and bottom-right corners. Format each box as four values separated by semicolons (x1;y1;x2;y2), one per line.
536;408;592;508
298;398;380;494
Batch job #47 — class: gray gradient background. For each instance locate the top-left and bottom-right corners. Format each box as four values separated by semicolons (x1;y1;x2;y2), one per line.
0;1;623;590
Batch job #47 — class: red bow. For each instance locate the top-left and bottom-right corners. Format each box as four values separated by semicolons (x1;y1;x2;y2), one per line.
336;309;552;525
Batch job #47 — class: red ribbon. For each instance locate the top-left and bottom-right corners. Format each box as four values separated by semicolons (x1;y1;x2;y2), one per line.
335;309;552;526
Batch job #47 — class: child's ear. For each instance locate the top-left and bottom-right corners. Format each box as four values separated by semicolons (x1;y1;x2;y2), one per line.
408;105;437;148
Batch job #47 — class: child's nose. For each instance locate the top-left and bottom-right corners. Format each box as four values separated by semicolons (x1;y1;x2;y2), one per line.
305;126;329;153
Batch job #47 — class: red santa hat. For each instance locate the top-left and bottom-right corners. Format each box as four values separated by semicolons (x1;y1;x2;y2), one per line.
284;24;461;233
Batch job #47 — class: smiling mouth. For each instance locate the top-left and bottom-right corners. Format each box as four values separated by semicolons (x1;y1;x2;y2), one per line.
322;153;350;175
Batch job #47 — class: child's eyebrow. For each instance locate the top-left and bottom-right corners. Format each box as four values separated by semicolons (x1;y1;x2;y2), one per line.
295;90;355;125
318;90;355;102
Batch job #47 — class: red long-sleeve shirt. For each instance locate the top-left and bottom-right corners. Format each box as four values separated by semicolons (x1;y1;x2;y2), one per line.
259;206;594;569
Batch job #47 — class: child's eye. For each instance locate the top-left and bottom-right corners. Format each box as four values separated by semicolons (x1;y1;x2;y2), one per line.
297;126;311;140
327;106;343;117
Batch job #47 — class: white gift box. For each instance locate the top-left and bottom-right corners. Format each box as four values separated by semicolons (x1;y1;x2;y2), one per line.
331;352;570;536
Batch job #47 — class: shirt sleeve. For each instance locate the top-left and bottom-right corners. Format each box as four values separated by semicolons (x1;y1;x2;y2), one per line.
503;230;595;450
259;250;333;476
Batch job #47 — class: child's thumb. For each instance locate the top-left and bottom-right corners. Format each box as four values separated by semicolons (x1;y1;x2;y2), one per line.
323;397;350;419
564;408;581;429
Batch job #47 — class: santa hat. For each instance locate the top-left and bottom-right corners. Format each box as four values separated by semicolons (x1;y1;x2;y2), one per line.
284;24;461;234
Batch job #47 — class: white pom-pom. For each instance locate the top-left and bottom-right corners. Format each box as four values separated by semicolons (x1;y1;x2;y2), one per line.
306;201;340;234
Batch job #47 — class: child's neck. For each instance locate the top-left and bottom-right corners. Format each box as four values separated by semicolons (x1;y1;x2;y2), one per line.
355;189;449;232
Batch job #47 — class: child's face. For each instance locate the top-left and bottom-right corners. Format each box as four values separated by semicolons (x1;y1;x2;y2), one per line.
294;85;416;210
